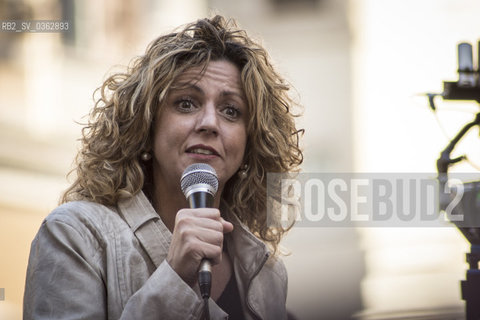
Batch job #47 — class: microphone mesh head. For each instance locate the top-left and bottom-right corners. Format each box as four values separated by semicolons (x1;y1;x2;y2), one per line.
180;163;219;196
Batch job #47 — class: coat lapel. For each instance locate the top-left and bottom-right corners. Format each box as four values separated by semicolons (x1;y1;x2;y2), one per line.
222;202;271;319
117;191;172;268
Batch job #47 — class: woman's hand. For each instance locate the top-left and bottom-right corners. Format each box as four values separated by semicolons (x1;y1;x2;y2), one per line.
166;208;234;287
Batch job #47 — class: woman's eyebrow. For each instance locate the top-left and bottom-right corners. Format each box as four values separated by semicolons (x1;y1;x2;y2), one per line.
172;83;245;101
170;82;203;94
220;90;246;103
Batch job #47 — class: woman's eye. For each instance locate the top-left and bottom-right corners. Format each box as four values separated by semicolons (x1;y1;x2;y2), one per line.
223;105;241;119
176;98;195;111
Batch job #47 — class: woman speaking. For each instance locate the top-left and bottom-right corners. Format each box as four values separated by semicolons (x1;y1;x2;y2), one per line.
24;15;303;320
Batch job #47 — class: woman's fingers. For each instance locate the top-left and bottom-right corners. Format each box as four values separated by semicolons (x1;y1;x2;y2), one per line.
166;208;234;286
221;218;234;233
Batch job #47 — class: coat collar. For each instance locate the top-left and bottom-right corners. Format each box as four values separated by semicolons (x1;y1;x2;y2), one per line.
221;201;270;277
221;202;271;320
117;191;172;268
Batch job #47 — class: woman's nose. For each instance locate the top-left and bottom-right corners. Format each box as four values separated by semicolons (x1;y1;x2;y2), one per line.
195;102;219;135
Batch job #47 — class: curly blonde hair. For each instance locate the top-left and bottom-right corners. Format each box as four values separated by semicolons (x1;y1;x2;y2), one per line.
62;15;303;252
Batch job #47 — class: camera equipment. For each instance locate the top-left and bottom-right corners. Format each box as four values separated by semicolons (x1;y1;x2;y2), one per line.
429;40;480;320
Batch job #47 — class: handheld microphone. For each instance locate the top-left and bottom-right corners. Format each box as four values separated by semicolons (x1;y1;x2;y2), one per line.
180;163;219;302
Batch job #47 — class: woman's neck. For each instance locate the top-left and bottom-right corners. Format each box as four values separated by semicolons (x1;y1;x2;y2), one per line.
151;181;186;232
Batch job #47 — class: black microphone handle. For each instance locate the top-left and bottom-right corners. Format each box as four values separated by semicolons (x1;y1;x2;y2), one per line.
187;191;214;301
188;191;214;209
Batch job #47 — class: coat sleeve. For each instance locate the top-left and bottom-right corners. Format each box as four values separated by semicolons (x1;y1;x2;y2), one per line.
23;214;209;320
24;218;108;319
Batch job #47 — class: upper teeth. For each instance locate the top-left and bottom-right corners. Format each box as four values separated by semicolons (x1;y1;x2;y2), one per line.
190;148;214;155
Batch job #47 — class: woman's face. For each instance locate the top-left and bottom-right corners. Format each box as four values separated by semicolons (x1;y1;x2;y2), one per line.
152;59;248;195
